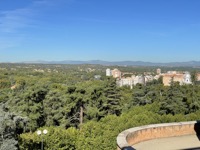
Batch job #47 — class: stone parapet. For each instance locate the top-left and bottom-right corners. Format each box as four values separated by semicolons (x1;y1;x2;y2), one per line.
117;121;199;150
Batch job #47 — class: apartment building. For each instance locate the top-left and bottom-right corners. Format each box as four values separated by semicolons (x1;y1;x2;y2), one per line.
162;72;192;86
106;68;122;78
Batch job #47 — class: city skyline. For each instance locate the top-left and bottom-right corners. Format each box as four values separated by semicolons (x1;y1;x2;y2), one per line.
1;0;200;63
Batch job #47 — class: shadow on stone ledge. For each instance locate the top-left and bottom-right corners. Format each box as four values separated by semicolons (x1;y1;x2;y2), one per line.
122;146;136;150
194;120;200;141
180;147;200;150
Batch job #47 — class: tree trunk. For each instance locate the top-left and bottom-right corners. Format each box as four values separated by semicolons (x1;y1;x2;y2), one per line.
80;106;83;125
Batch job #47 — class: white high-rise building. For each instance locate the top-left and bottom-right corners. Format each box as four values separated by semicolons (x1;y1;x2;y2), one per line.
157;68;161;74
106;68;112;76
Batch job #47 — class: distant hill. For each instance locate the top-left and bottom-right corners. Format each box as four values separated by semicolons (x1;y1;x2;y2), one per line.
19;60;200;67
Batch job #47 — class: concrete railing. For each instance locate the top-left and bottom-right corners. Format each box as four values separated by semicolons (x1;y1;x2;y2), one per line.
117;121;200;150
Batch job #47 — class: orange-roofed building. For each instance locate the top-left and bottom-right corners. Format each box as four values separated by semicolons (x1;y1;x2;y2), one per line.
196;73;200;81
112;68;122;78
162;72;192;86
163;74;184;86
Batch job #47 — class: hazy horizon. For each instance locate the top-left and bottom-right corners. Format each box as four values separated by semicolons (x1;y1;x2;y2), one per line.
1;59;200;64
1;0;200;62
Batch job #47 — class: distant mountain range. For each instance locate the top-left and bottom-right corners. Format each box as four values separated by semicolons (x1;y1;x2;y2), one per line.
19;60;200;67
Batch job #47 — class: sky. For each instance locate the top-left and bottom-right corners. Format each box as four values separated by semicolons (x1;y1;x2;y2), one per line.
0;0;200;63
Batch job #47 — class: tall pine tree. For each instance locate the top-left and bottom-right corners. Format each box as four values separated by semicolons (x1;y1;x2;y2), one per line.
102;78;122;116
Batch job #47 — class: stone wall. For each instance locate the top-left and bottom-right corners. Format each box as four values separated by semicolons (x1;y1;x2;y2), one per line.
117;121;199;150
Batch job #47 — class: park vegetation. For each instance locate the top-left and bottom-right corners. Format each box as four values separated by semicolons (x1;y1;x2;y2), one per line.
0;63;200;149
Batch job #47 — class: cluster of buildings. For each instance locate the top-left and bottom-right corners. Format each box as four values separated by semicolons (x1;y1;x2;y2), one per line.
106;68;155;88
106;68;197;88
162;71;192;86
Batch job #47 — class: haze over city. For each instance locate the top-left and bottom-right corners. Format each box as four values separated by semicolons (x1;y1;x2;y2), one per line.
1;0;200;63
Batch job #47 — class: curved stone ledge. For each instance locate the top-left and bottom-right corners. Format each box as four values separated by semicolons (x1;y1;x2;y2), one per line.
117;121;199;150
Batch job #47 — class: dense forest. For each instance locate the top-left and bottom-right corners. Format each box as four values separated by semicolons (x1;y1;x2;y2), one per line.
1;63;200;150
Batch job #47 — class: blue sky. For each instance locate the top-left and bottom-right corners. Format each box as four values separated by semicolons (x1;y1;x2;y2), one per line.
0;0;200;62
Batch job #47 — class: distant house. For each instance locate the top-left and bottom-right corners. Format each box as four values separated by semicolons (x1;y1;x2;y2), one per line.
162;72;192;86
106;68;122;78
112;68;122;78
134;75;145;85
162;74;183;86
94;75;101;80
117;75;146;89
196;73;200;81
117;77;133;87
145;75;154;83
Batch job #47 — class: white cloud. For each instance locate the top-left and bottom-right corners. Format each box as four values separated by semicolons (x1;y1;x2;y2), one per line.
0;8;35;33
0;0;67;50
0;7;35;50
